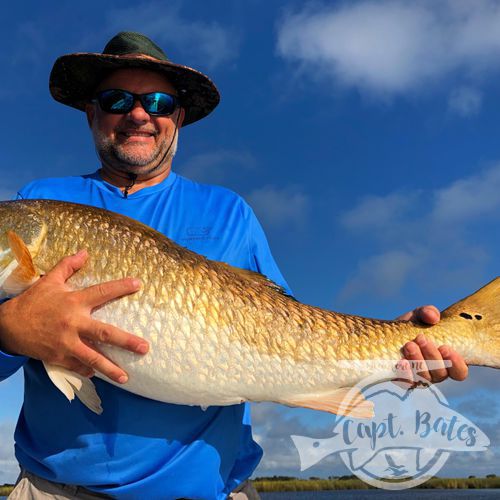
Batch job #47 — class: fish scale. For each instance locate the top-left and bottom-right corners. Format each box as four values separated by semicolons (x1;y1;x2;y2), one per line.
0;199;499;418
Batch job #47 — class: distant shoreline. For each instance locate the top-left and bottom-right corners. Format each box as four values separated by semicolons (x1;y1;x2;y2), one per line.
252;476;500;492
2;476;499;496
0;486;13;497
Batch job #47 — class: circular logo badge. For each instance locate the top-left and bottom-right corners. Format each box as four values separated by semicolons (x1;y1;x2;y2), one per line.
291;363;489;490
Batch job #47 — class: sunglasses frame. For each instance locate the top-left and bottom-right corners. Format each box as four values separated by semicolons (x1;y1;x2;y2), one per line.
93;89;180;116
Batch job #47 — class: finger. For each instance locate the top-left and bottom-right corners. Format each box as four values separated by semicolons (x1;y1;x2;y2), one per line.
63;358;96;378
392;359;415;389
396;311;413;321
73;342;128;384
403;340;431;382
415;334;448;383
439;345;469;381
413;306;440;325
81;319;149;354
78;278;142;309
396;305;440;324
46;250;88;283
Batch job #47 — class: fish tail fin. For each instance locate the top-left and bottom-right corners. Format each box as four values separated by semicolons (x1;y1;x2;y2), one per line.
441;277;500;367
43;362;103;414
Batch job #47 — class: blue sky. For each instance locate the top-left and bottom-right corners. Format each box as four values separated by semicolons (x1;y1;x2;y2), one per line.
2;0;500;485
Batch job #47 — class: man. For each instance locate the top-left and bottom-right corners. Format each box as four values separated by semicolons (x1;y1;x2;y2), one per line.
0;32;468;499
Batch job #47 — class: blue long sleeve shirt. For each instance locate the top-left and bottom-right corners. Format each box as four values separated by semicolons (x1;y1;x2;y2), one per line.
0;171;290;499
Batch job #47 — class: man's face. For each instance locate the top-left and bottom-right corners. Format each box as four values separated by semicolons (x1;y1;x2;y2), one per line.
86;68;184;178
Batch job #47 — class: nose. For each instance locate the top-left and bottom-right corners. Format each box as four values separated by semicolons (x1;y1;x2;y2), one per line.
127;99;150;124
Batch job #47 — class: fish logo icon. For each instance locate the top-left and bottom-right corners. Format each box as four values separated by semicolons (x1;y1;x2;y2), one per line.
291;364;490;490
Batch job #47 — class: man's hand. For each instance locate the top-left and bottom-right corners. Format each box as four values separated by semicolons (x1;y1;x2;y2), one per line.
0;250;149;383
396;305;468;383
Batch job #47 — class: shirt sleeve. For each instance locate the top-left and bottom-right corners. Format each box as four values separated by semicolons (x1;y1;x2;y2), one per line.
0;300;28;381
0;349;27;381
246;208;293;297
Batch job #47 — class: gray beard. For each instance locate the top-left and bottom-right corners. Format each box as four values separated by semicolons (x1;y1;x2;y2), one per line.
92;127;178;176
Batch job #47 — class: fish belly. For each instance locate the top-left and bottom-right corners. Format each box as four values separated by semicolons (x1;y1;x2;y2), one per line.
91;299;393;408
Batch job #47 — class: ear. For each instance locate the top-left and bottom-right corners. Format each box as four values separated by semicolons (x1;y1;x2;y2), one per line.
177;107;186;128
85;103;96;128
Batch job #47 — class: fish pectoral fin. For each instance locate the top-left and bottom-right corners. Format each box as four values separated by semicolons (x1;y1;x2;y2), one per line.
281;388;374;419
3;231;39;295
43;362;103;415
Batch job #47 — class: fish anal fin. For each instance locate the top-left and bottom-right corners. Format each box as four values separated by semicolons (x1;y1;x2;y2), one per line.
281;388;374;419
3;231;39;295
43;362;103;415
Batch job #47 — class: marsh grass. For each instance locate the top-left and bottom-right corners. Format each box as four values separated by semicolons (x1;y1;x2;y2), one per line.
254;478;372;492
253;476;500;492
0;485;13;496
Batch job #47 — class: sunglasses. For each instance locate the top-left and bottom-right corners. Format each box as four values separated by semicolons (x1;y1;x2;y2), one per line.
94;89;179;116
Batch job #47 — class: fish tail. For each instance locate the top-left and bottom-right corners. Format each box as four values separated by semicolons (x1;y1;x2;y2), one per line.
441;277;500;367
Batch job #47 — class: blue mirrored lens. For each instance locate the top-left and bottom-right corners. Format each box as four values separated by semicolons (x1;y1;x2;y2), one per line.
96;90;177;116
142;92;176;115
99;90;134;113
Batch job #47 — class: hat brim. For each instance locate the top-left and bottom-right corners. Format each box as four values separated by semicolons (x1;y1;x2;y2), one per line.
49;53;220;126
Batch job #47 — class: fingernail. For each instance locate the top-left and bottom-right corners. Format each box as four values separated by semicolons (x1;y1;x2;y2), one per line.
118;375;128;384
440;346;450;357
136;343;149;354
404;344;416;356
75;249;87;257
416;334;427;347
131;278;142;288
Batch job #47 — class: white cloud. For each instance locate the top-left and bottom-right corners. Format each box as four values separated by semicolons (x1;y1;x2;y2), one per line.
339;250;424;302
103;2;239;70
0;420;18;484
338;163;500;302
277;1;500;98
246;186;309;229
448;86;482;116
251;403;345;477
432;165;500;222
177;150;255;184
339;192;420;231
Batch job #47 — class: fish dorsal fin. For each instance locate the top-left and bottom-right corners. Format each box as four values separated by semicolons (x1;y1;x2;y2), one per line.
3;231;39;295
43;362;103;415
281;387;374;419
216;261;292;297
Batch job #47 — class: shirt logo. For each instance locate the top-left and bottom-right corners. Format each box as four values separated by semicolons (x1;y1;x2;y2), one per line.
186;226;212;237
182;226;220;242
